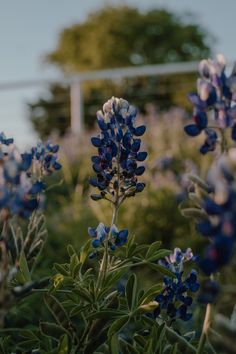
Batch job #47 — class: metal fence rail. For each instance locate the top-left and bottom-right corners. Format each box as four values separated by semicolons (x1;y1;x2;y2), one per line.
0;61;200;135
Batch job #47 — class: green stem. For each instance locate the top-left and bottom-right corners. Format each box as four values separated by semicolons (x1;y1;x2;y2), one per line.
208;126;228;154
96;142;121;292
196;302;212;354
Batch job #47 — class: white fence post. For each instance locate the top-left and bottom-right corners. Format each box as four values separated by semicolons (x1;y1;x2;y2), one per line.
70;80;83;136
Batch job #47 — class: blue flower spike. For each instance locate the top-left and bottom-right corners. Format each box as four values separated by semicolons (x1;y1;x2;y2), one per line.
154;248;200;321
89;97;147;202
185;54;236;153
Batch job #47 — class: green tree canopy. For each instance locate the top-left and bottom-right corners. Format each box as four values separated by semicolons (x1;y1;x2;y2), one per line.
29;6;213;138
47;6;211;71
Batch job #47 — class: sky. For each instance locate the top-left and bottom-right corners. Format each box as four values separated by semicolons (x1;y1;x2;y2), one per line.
0;0;235;147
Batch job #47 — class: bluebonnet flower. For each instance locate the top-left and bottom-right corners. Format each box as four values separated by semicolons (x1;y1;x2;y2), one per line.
154;248;200;321
89;97;147;203
185;54;236;154
0;132;14;146
31;141;61;176
195;150;236;274
88;222;129;257
0;136;61;219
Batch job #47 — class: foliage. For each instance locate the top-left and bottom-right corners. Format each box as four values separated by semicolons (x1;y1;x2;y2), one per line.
28;5;212;138
1;55;236;354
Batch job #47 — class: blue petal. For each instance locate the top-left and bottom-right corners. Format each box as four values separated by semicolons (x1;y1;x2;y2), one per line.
92;239;101;248
135;125;146;136
135;166;145;176
91;137;101;147
88;227;97;237
184;124;201;137
137;152;148;161
131;139;141;152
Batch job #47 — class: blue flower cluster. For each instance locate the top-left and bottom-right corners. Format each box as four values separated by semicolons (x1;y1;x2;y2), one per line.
88;222;129;258
154;248;200;321
30;141;62;175
89;97;147;203
196;151;236;274
184;54;236;154
0;135;61;219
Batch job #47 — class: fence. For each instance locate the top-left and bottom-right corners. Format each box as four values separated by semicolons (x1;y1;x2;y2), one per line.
0;61;199;137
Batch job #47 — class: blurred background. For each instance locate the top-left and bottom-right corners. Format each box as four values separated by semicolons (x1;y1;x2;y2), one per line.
1;1;236;316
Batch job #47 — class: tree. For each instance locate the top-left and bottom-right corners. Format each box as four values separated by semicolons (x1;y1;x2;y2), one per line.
29;6;213;138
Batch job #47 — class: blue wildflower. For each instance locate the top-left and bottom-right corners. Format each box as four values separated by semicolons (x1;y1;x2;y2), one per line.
154;248;200;321
88;222;129;257
0;132;14;146
89;97;147;203
195;151;236;274
31;141;62;175
185;55;236;153
0;137;61;219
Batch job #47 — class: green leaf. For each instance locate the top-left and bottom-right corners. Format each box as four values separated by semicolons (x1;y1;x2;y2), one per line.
74;287;93;303
54;263;69;276
145;241;162;259
110;334;119;354
108;316;129;338
146;249;171;262
138;284;163;305
133;334;146;348
125;274;137;311
146;263;175;278
87;309;126;320
58;334;69;354
170;343;178;354
44;294;70;330
39;322;68;339
19;251;31;282
69;254;80;278
80;239;91;264
126;243;137;258
67;244;76;257
165;326;197;353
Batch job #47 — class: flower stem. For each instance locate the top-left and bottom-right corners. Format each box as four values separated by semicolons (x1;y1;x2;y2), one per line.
96;143;121;292
196;302;212;354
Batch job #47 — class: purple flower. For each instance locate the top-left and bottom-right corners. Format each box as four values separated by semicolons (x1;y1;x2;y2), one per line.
90;97;147;202
185;55;236;154
154;248;199;321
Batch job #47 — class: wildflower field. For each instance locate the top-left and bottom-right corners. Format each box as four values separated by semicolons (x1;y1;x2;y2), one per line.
1;55;236;354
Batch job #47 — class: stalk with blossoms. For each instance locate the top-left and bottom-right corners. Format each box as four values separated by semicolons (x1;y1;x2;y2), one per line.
88;97;147;289
0;134;61;326
183;55;236;354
